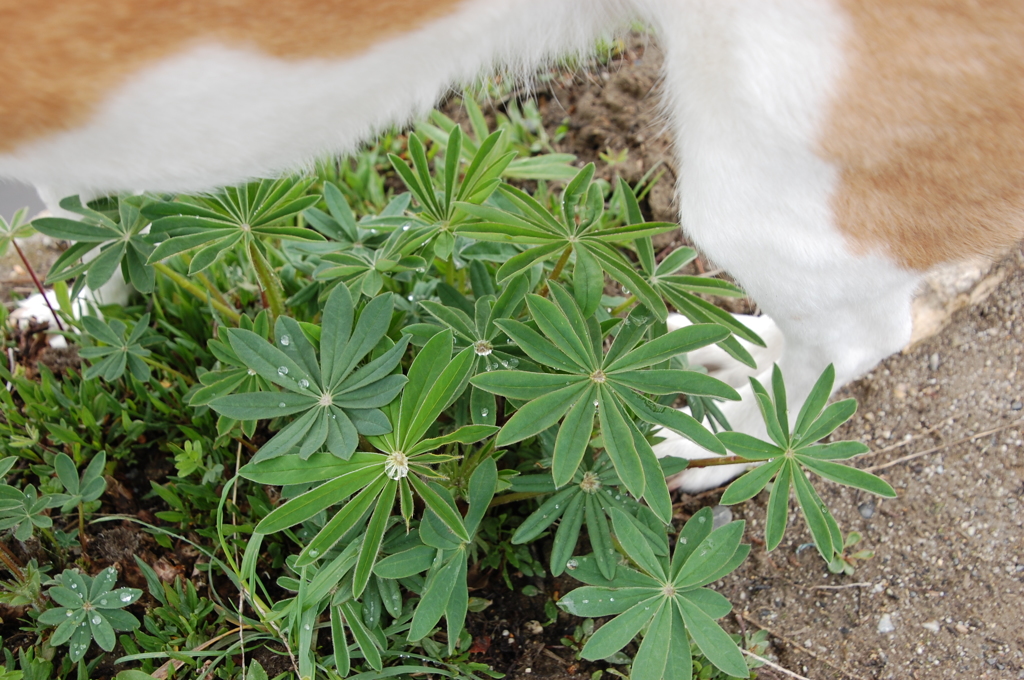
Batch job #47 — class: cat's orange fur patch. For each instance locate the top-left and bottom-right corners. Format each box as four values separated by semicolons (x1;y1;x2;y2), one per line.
0;0;466;152
825;0;1024;269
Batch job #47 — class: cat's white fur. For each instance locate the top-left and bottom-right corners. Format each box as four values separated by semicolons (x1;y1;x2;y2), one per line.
2;0;941;490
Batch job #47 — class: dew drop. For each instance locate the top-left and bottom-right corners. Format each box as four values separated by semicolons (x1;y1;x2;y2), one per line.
609;597;615;602
416;267;426;273
91;615;101;625
120;592;132;603
278;366;289;376
582;599;589;604
565;559;579;570
66;610;73;617
402;224;411;231
247;368;257;376
308;549;319;558
280;335;291;346
505;357;519;368
304;623;311;631
480;408;489;417
698;516;706;523
279;402;287;408
298;379;310;389
70;584;77;589
593;399;599;407
680;537;688;544
554;504;560;509
99;599;107;606
407;295;414;301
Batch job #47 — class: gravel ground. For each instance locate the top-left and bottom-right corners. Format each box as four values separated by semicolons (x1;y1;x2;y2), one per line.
717;250;1024;680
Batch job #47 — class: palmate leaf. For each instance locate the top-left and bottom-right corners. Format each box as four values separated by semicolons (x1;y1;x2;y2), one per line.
718;364;895;561
455;168;675;320
244;330;488;597
473;284;735;516
35;195;157;295
145;177;322;275
79;314;154;382
209;287;406;461
559;509;748;679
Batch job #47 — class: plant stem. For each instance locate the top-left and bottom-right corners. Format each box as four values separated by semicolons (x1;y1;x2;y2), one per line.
683;454;754;468
142;356;194;385
610;295;637;316
537;244;574;298
0;541;25;580
488;491;545;509
247;241;285;324
153;263;241;324
548;244;574;283
11;240;64;331
78;503;88;552
194;271;231;308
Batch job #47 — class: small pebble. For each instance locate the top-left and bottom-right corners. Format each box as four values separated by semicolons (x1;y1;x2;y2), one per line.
877;614;896;634
929;353;941;371
1011;401;1023;411
922;620;941;633
711;505;733;530
524;620;543;635
858;501;876;519
955;623;970;634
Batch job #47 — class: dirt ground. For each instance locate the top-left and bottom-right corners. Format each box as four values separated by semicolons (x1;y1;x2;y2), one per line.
2;37;1021;680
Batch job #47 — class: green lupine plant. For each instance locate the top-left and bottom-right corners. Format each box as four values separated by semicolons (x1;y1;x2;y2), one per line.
312;221;433;299
718;365;897;560
472;285;738;519
144;177;324;318
511;451;688;578
419;93;580;181
559;507;750;680
38;567;141;663
34;195;156;299
408;273;530;425
240;329;494;595
373;457;498;653
0;484;56;542
189;311;276;439
457;168;677;318
51;452;107;541
209;286;408;462
79;314;154;382
388;127;515;259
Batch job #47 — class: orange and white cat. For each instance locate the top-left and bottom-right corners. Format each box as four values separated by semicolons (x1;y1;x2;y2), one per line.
3;1;1022;490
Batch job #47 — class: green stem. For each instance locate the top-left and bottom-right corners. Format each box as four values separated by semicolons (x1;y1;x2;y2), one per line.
78;502;87;553
142;356;194;385
248;241;285;324
537;245;574;298
488;491;545;509
194;271;231;308
610;295;637;316
548;244;574;282
154;263;241;324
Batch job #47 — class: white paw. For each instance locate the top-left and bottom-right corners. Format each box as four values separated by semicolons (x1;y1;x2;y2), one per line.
10;292;67;348
666;313;783;389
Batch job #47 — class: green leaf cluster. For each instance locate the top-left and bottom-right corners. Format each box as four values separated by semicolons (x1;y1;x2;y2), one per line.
719;365;896;560
38;567;141;662
559;507;750;680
